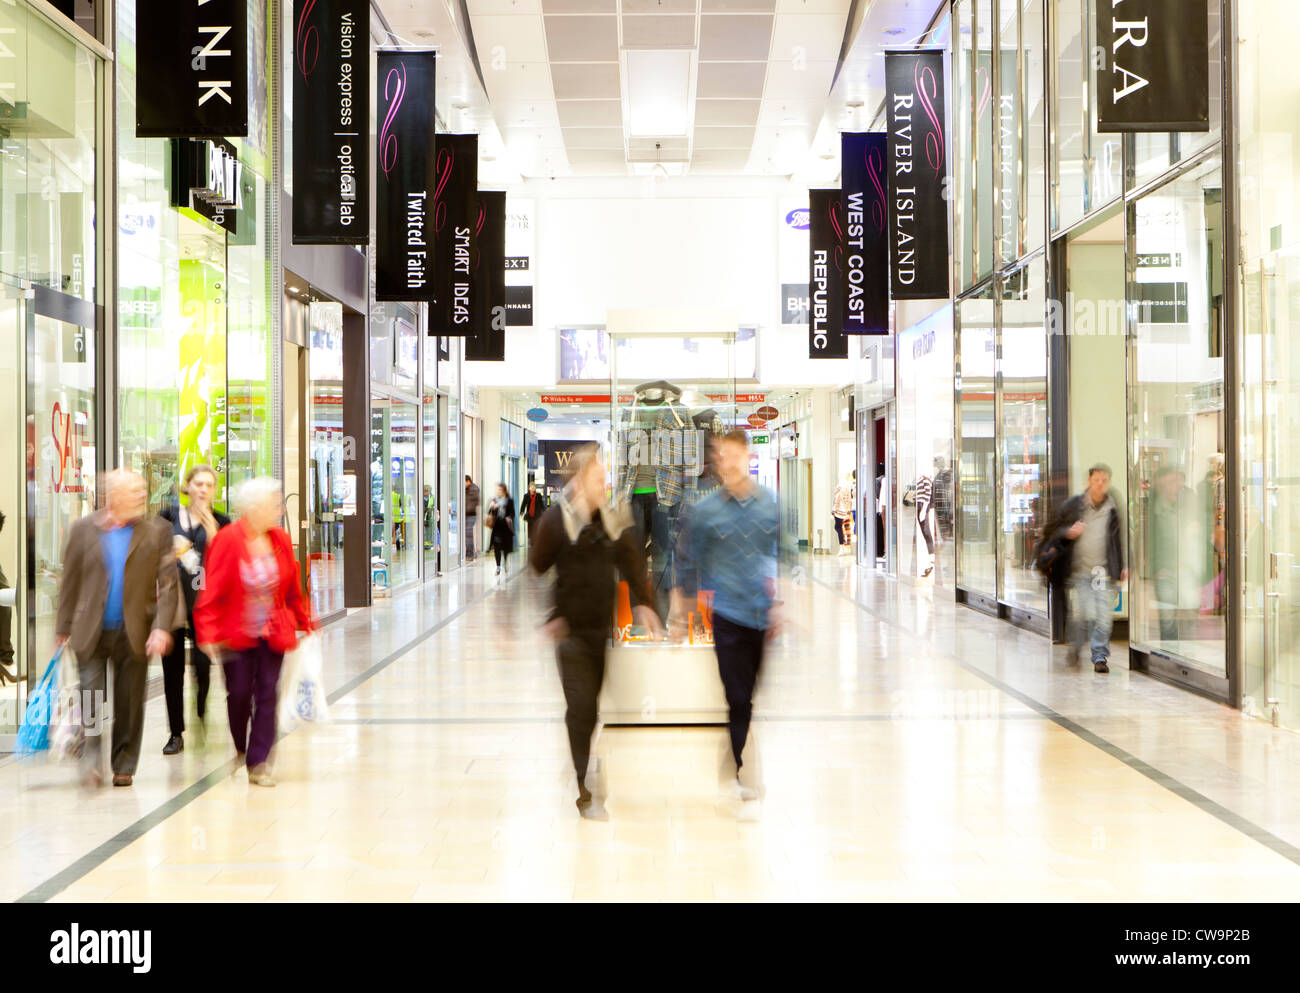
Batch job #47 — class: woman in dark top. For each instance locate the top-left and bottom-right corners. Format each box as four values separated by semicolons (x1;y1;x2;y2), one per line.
487;483;516;576
158;464;230;754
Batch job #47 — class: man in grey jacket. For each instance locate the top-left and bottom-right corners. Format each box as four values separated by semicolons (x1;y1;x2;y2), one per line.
55;469;178;788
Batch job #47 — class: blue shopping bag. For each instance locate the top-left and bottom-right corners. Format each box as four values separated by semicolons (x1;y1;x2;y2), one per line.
15;648;62;755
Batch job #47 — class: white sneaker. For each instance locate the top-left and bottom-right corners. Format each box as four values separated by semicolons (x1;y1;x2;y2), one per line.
723;778;759;802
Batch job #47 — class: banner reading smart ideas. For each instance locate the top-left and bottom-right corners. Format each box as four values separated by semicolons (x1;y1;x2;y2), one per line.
466;190;506;361
885;50;949;300
375;50;436;302
292;0;369;244
432;134;479;335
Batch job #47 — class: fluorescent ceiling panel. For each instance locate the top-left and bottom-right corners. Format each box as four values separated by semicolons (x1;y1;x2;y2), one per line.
626;50;693;137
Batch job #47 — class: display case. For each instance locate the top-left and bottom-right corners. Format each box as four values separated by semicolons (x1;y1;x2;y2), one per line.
597;314;749;724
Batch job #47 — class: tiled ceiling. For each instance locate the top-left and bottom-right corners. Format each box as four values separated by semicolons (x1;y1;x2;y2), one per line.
466;0;853;177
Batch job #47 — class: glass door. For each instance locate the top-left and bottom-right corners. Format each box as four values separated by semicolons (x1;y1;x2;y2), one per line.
0;277;27;738
1241;247;1300;724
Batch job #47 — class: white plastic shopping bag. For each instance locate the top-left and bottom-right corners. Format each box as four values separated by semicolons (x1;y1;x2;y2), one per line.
49;647;84;763
278;633;330;730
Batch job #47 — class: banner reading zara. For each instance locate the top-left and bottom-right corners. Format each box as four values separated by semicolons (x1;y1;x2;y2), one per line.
375;50;436;301
1095;0;1208;132
293;0;369;244
809;188;848;359
841;132;889;335
432;134;479;335
136;0;248;137
467;191;506;361
885;50;949;300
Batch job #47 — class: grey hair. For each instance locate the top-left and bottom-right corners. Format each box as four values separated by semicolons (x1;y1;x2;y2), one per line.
231;477;283;516
102;468;145;501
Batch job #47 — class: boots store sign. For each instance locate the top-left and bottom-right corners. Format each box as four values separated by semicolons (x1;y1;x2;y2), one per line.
1096;0;1208;132
136;0;248;138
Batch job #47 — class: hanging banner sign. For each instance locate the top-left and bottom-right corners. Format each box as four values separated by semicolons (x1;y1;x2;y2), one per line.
1096;0;1209;132
136;0;248;137
375;50;437;301
841;132;890;334
808;189;848;359
885;50;950;300
292;0;369;244
466;190;506;361
432;133;479;334
171;138;243;234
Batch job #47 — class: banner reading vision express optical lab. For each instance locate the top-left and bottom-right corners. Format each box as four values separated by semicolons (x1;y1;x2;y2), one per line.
466;191;506;361
841;132;889;335
375;50;436;301
292;0;369;244
809;188;848;360
1095;0;1208;132
432;134;479;335
885;50;949;300
136;0;248;137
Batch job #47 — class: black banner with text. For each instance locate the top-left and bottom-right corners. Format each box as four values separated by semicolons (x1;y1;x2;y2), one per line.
432;134;478;334
1096;0;1209;132
809;188;848;359
467;191;506;361
136;0;248;137
292;0;369;244
841;132;890;335
885;50;949;300
375;50;436;301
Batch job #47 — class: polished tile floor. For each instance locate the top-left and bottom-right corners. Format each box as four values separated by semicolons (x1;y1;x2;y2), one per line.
6;553;1300;902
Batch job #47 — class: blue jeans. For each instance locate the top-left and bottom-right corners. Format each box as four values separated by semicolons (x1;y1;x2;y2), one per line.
1069;573;1114;662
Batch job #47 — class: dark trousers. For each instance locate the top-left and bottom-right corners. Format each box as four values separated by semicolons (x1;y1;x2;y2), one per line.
630;491;656;549
162;623;211;736
78;628;147;777
917;503;935;555
526;516;540;546
223;639;283;768
493;546;511;569
556;627;606;789
834;516;851;544
0;563;12;668
712;613;766;770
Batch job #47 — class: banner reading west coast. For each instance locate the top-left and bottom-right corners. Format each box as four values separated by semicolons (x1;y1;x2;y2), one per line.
841;132;890;334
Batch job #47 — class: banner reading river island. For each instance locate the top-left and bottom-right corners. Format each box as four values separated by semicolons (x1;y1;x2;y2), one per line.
885;50;949;300
375;50;436;301
293;0;369;244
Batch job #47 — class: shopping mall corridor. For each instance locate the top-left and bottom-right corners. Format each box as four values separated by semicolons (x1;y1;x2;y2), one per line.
6;556;1300;902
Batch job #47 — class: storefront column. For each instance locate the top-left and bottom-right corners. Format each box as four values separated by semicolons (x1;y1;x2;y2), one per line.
342;309;371;608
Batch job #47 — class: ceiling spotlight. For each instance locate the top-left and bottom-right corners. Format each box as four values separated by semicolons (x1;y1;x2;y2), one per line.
846;100;865;109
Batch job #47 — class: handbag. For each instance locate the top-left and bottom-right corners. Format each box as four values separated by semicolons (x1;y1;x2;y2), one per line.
16;647;62;755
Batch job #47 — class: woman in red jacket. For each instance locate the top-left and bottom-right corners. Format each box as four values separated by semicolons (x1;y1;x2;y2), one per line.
196;478;316;787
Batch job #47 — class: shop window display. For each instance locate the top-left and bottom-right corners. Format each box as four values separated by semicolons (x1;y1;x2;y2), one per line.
957;288;997;597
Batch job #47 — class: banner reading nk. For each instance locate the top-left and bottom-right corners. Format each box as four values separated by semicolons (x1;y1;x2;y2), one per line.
375;50;436;301
136;0;248;137
885;50;949;300
809;188;848;359
293;0;369;244
432;134;479;334
841;132;890;334
467;190;506;361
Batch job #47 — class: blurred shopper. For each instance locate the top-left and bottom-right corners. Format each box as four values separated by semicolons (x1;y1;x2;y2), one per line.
195;479;316;787
521;481;547;546
465;475;481;560
673;430;781;804
1043;464;1126;672
0;509;14;685
488;483;516;576
1148;466;1206;643
159;465;230;755
832;474;855;554
55;469;178;788
529;446;661;819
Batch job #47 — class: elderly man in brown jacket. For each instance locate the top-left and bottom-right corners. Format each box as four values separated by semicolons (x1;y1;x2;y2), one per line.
55;469;179;788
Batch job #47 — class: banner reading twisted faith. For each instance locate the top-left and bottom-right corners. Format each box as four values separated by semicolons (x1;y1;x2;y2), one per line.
293;0;369;244
136;0;248;137
809;188;848;359
841;132;890;335
375;50;436;301
885;50;949;300
466;191;506;361
432;134;479;335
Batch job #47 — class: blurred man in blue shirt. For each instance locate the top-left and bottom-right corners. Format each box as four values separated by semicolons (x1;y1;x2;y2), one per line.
672;429;781;804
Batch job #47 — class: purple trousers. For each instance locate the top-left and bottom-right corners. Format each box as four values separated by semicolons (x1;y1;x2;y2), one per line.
223;640;283;768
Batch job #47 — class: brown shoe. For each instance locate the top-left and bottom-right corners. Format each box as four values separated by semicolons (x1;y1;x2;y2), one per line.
112;774;133;787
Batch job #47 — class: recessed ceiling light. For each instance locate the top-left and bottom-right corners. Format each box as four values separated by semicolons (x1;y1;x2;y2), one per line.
883;28;905;36
846;100;865;109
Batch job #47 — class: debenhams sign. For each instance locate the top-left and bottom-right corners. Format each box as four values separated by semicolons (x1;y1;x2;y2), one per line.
136;0;249;138
1096;0;1208;133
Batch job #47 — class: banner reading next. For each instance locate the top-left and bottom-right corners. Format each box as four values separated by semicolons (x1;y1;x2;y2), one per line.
293;0;369;244
375;50;436;302
885;50;949;300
